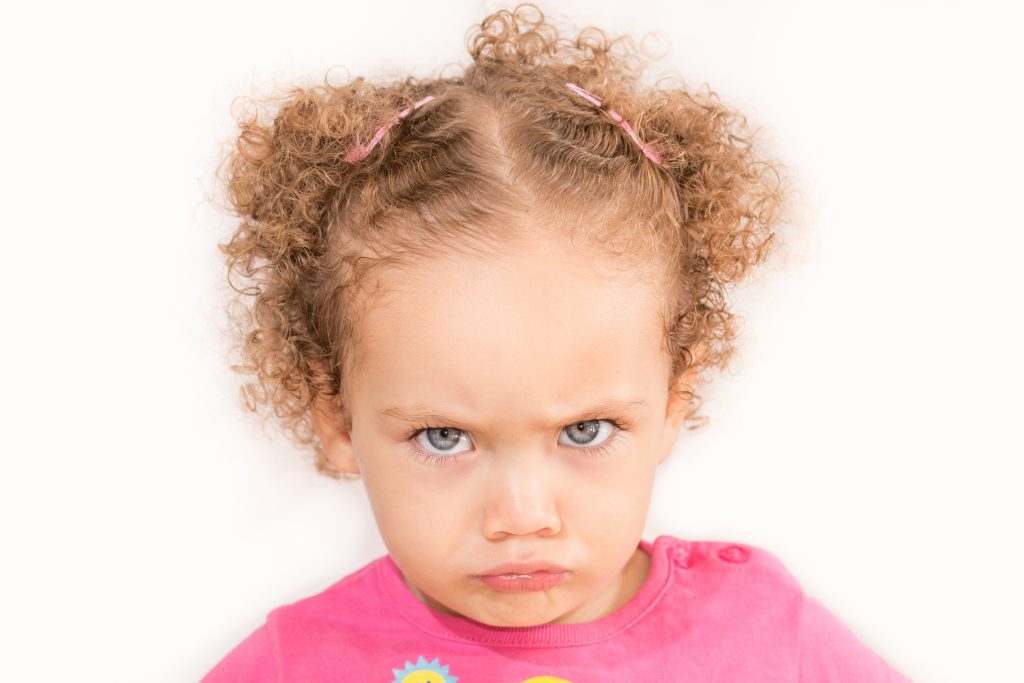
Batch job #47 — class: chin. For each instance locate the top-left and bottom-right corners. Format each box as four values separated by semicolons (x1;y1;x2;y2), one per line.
468;601;566;628
474;613;553;628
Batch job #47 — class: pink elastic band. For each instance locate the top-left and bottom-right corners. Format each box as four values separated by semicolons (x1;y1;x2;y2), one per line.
343;84;661;165
564;82;662;165
344;95;436;162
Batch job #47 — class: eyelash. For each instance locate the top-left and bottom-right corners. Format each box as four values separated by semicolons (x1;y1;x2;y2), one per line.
403;419;630;469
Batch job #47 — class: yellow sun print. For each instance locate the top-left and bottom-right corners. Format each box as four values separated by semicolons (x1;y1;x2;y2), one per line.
390;655;458;683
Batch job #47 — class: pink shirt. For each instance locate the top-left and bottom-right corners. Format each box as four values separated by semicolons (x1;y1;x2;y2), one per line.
201;535;910;681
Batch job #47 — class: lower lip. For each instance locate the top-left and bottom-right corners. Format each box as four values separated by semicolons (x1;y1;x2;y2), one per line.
475;571;568;592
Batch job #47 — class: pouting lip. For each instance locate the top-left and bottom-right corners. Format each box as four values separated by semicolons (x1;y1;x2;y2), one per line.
474;560;570;577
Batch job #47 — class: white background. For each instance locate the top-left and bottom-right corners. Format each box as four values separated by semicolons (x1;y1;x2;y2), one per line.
2;1;1021;681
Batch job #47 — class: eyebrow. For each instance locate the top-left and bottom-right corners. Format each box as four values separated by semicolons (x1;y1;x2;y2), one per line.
379;399;648;429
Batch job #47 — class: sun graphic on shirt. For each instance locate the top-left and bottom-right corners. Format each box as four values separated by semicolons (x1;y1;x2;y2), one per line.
390;655;459;683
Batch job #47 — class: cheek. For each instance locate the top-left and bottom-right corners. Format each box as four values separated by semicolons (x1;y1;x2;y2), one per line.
565;449;658;526
359;451;474;553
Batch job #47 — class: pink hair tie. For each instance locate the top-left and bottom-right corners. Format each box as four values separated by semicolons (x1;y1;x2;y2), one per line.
344;95;436;162
564;82;662;165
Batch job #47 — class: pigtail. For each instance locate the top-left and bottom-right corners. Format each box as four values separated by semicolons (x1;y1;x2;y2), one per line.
647;83;785;428
216;76;384;475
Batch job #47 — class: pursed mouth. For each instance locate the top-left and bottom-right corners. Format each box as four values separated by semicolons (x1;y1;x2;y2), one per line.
472;570;568;593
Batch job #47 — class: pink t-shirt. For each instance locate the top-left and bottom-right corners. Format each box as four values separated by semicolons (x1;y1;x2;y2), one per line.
201;535;910;682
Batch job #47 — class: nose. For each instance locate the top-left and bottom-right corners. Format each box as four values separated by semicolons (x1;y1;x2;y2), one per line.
481;451;562;539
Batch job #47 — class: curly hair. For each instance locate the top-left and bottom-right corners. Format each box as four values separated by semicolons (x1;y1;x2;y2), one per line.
213;3;786;478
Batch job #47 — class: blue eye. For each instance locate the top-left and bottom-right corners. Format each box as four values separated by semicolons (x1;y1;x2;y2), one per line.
414;427;474;457
558;419;615;448
405;418;627;468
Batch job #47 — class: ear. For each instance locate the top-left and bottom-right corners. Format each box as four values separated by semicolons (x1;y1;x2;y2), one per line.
657;362;698;466
310;396;361;476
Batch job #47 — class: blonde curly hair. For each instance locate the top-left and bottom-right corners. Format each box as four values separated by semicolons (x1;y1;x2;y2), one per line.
213;3;786;478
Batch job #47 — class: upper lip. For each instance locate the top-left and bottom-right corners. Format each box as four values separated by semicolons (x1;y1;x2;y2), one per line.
475;560;570;576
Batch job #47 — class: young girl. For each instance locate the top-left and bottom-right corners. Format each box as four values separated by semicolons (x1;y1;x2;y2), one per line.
204;4;910;681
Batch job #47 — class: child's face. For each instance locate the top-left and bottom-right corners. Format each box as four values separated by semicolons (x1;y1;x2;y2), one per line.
313;231;690;627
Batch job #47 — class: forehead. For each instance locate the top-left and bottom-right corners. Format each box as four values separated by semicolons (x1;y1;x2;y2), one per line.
347;234;669;410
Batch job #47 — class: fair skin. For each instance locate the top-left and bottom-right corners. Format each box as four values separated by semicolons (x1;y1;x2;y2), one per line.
312;230;693;628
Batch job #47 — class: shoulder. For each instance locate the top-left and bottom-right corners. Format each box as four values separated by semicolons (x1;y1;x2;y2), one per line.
200;554;388;682
797;595;913;681
271;553;385;628
655;535;805;634
658;536;911;682
666;535;803;599
200;618;277;682
645;536;805;674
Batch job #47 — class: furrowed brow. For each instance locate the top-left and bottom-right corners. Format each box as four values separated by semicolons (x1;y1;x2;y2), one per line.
564;399;647;422
379;399;647;429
